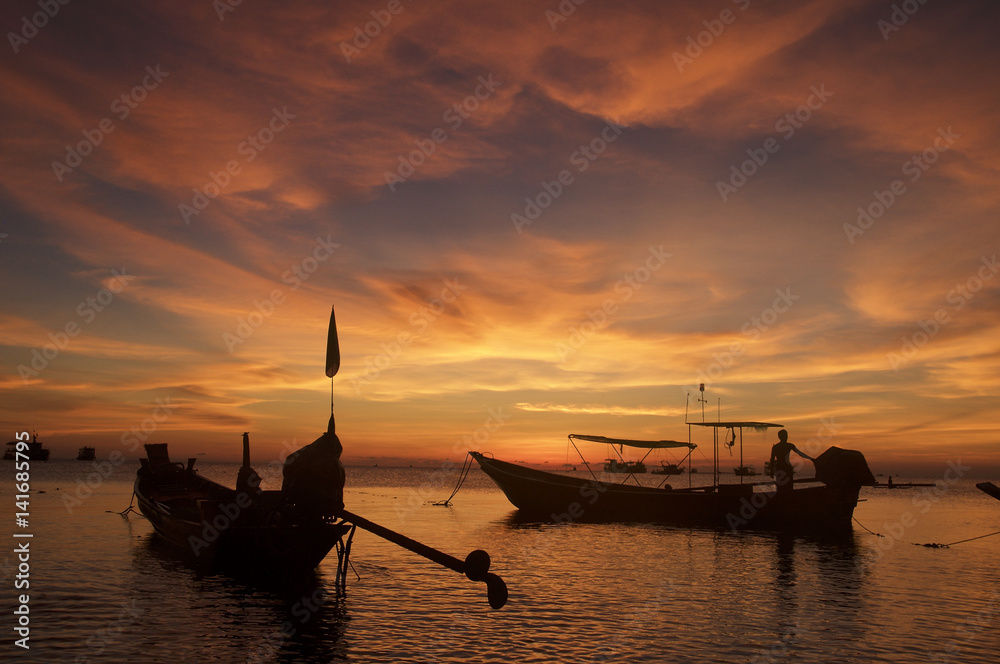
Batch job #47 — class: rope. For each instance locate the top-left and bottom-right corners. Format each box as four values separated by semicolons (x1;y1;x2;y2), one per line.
433;452;474;506
852;517;1000;548
917;529;1000;549
110;491;138;516
853;516;885;537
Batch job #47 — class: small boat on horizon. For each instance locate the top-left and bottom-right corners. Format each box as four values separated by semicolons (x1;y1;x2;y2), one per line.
733;465;759;476
77;446;96;461
604;458;646;474
3;434;51;461
652;461;685;476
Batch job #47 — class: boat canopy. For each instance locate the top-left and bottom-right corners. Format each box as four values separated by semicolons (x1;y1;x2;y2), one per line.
569;434;696;450
688;421;782;431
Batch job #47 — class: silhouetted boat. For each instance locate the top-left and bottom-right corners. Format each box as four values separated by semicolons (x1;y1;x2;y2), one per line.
77;446;96;461
3;434;50;461
977;482;1000;503
471;421;876;532
733;465;759;476
134;442;350;577
604;458;646;473
652;462;684;476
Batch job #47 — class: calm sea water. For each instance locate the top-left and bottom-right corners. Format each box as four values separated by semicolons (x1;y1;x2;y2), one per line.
2;459;998;663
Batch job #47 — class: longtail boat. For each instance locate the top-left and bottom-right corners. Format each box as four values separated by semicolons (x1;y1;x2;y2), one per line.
472;418;876;533
130;306;508;607
134;437;351;578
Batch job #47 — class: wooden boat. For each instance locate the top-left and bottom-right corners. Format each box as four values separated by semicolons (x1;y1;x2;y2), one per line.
127;307;508;608
733;465;758;476
3;434;50;461
134;441;351;577
77;446;96;461
471;420;876;532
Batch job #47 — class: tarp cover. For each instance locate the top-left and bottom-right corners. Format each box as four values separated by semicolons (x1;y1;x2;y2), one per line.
814;446;877;487
569;434;695;450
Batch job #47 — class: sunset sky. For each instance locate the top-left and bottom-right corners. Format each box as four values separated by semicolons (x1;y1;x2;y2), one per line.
2;0;998;476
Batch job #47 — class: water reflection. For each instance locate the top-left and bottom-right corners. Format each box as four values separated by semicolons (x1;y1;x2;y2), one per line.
123;532;351;662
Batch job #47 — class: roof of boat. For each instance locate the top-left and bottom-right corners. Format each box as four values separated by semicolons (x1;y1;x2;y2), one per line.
569;434;696;449
687;421;783;429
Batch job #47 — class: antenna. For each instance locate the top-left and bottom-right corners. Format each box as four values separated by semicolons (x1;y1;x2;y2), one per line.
698;383;707;423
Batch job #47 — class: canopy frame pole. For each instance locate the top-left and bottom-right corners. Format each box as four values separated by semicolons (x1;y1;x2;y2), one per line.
569;436;599;482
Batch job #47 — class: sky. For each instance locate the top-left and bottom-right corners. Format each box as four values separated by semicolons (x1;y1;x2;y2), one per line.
1;0;998;476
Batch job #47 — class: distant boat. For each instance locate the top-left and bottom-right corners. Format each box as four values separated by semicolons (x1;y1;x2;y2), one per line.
3;434;50;461
604;458;646;474
651;461;684;476
733;465;759;476
77;446;96;461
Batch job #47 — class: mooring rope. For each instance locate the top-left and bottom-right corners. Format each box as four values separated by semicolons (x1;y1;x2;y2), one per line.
922;529;1000;549
852;517;1000;548
853;516;884;537
433;452;474;506
110;491;138;516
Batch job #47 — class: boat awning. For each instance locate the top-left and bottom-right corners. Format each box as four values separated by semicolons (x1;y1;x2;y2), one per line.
569;434;696;450
687;421;783;430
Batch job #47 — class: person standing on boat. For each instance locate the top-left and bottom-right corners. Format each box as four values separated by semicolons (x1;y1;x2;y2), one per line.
768;429;813;494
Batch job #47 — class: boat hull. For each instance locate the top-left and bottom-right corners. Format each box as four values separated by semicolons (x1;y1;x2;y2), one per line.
135;460;349;577
471;452;861;533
